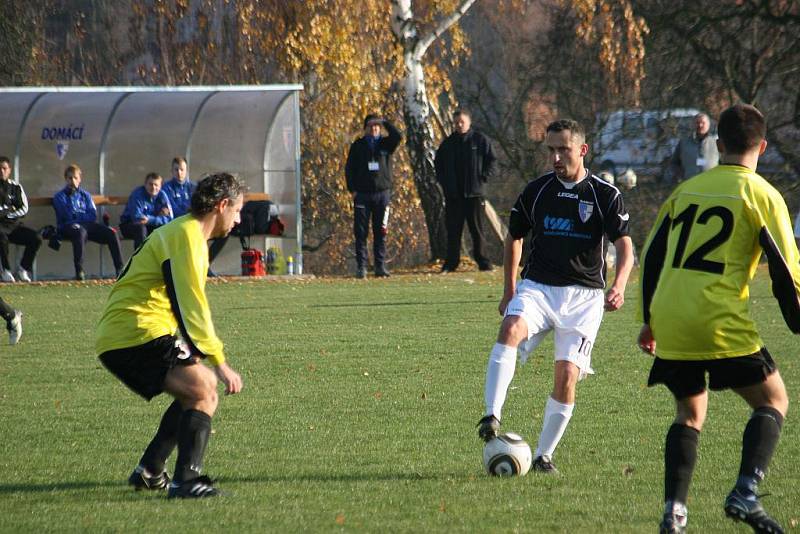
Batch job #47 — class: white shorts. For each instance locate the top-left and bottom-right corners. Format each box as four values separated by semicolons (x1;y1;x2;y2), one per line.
505;279;604;378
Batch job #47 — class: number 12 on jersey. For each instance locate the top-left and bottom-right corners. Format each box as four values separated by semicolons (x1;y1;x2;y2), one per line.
670;203;734;274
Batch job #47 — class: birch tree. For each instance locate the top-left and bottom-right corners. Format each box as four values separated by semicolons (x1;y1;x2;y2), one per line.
391;0;476;260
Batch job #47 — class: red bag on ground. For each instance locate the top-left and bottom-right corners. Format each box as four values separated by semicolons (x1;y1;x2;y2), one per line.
241;248;266;276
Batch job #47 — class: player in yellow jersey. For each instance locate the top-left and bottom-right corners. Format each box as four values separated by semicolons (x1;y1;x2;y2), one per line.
96;173;245;499
638;105;800;534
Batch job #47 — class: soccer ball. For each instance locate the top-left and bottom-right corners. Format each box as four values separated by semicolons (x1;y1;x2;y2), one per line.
616;168;638;189
483;433;532;476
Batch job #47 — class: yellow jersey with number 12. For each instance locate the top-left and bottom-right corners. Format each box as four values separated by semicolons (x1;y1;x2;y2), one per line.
639;164;800;360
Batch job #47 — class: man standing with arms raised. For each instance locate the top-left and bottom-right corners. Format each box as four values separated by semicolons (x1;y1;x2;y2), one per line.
345;114;402;278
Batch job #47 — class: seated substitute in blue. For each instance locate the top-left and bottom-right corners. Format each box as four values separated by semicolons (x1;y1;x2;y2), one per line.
162;156;195;217
120;172;174;249
53;164;124;280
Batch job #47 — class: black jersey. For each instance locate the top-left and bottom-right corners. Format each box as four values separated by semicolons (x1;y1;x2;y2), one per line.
508;171;630;288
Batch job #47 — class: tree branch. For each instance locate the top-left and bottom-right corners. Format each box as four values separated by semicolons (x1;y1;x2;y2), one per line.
415;0;477;60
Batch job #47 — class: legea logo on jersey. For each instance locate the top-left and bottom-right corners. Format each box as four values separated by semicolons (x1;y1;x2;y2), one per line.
544;215;574;232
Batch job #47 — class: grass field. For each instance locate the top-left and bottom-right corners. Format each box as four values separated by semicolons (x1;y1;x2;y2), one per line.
0;268;798;533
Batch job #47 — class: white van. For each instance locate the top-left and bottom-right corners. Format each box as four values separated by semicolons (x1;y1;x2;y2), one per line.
592;108;701;178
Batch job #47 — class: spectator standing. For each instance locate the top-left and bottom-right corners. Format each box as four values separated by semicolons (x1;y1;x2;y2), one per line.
0;156;41;282
435;109;496;272
669;112;719;182
120;173;174;249
345;114;402;278
53;164;125;280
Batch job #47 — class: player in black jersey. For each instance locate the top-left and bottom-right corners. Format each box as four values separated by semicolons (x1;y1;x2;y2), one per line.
478;119;634;473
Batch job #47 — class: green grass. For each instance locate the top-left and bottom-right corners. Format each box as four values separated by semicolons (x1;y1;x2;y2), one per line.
0;268;798;532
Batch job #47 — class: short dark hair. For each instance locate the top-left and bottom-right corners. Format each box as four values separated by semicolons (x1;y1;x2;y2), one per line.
171;156;187;168
0;156;10;166
453;108;471;119
363;114;381;128
190;172;247;217
717;104;765;155
64;164;81;179
546;119;585;142
144;172;162;184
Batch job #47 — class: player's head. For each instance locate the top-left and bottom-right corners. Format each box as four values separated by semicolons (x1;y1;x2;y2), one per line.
171;157;188;182
191;172;247;237
64;164;82;190
144;172;163;197
453;109;472;134
0;156;11;181
717;104;766;156
545;119;588;181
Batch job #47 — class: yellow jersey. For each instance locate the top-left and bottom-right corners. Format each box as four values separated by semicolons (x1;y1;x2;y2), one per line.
639;165;800;360
96;214;225;365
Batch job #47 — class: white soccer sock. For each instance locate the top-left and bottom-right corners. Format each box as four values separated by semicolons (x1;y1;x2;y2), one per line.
484;343;518;420
534;396;575;459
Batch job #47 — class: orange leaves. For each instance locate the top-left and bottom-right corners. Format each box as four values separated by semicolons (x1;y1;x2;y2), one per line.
563;0;648;106
49;1;473;273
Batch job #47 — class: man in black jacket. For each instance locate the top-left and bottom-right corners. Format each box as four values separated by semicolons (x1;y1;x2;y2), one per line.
435;109;496;272
345;114;402;278
0;156;41;283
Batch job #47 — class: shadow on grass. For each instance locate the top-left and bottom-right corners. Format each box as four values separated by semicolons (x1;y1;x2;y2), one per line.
0;472;449;495
0;480;125;494
307;299;492;309
217;472;441;484
226;300;491;311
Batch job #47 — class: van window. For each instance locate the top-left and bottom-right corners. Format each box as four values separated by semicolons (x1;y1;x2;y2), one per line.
621;115;643;139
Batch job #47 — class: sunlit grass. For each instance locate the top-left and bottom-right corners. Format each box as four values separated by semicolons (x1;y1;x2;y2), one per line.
0;268;797;532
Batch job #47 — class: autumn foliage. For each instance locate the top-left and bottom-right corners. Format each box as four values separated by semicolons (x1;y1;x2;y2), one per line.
5;1;795;274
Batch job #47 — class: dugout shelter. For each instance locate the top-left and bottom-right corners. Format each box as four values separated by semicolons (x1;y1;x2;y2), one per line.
0;85;303;279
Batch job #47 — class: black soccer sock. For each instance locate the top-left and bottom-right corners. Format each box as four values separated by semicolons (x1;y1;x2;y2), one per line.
174;409;212;483
736;406;784;493
0;298;14;322
664;423;700;505
139;399;183;474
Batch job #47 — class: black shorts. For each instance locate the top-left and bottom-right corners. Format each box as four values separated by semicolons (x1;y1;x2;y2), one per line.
99;335;196;400
647;347;777;399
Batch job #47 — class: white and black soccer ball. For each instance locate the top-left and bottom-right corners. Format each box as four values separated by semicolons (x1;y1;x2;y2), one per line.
483;433;532;476
617;168;638;189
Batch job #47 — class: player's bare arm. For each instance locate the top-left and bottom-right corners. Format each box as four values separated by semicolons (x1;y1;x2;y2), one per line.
214;362;243;395
499;235;523;315
605;235;634;311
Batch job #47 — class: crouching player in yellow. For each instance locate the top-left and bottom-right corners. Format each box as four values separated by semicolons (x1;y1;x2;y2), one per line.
96;173;245;499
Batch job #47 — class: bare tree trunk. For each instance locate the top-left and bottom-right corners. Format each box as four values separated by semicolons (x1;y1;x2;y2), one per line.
391;0;476;261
